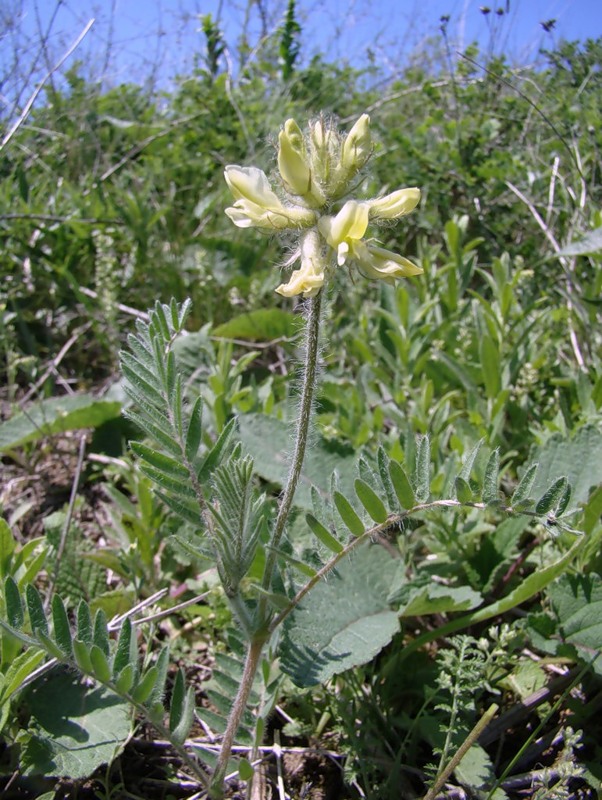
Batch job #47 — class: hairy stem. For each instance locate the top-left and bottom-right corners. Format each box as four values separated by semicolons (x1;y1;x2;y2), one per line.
261;289;323;598
210;637;266;797
210;290;323;796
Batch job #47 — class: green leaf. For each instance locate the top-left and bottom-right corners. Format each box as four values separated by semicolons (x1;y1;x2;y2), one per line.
530;426;602;512
414;435;431;503
535;476;571;517
76;601;93;645
280;542;403;687
185;396;203;463
5;577;24;628
482;448;500;504
130;442;189;480
115;664;136;694
51;595;72;656
0;395;122;452
93;610;110;656
557;226;602;256
239;414;356;510
333;491;365;537
511;462;538;507
72;638;93;673
132;666;159;703
0;649;45;705
527;574;602;675
0;520;16;578
197;417;237;481
458;438;483;482
20;671;131;779
306;514;343;553
396;581;482;617
479;335;501;398
455;476;474;503
113;617;136;678
89;645;112;683
213;308;302;341
354;479;388;523
388;461;415;509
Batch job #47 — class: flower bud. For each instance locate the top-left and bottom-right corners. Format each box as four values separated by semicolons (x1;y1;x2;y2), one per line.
278;119;311;196
340;113;372;173
368;187;421;220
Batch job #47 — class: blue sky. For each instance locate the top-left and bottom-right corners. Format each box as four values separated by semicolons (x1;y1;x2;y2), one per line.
7;0;602;96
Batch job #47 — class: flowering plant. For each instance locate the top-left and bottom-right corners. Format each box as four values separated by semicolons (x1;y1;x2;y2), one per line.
224;114;422;297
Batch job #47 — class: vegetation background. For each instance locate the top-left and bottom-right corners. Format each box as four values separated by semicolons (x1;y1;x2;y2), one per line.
1;0;601;798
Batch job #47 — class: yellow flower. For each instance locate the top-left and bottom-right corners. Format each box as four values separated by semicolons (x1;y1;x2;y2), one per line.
275;231;325;298
319;199;422;283
224;165;316;229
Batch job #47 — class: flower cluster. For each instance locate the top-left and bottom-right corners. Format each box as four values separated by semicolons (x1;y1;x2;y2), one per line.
224;114;422;297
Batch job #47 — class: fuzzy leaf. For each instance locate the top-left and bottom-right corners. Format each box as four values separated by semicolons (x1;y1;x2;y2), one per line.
527;574;602;676
414;436;431;502
354;479;388;523
281;542;403;687
306;514;343;553
76;601;93;646
5;577;24;628
51;595;72;656
25;583;48;634
197;417;237;481
132;666;159;703
20;671;131;779
455;476;474;503
113;617;136;679
238;414;356;509
130;442;189;480
184;396;203;463
0;395;121;452
535;476;571;517
333;491;364;537
388;461;415;509
90;645;112;682
511;463;538;507
482;448;500;504
72;638;93;674
93;610;110;656
530;426;602;511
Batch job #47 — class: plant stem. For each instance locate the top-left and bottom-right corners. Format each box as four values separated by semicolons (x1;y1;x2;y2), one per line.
261;289;323;598
210;637;266;797
210;289;323;797
422;703;498;800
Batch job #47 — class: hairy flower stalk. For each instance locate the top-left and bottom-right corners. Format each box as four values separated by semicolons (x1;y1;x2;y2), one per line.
214;113;422;797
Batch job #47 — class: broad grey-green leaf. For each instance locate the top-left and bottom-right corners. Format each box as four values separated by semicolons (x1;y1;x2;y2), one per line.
527;574;602;676
20;671;131;779
238;414;356;510
213;308;302;341
0;395;122;452
530;426;602;511
455;476;474;503
397;582;482;617
280;542;403;687
557;226;602;256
